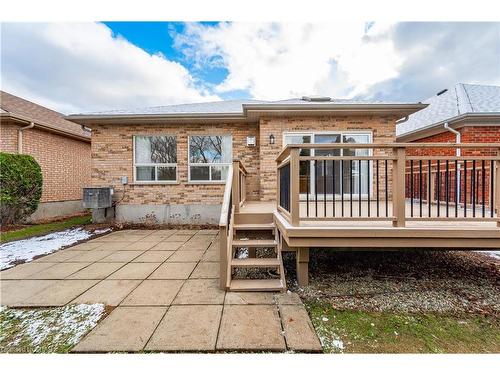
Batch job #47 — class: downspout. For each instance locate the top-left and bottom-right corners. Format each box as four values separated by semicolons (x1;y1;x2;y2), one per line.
443;122;461;205
18;122;35;154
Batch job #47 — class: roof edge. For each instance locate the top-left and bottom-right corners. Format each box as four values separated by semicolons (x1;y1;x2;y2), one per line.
396;112;500;142
1;111;91;142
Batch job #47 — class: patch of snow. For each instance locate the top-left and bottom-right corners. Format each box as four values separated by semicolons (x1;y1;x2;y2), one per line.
0;227;111;270
236;248;249;259
476;250;500;260
0;304;105;352
331;339;344;351
322;317;329;322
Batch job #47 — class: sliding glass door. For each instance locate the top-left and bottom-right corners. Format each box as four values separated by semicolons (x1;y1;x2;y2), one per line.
283;132;372;199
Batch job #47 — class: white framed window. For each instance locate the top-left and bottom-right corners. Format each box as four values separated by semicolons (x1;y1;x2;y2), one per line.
283;131;373;197
188;135;232;183
133;135;177;183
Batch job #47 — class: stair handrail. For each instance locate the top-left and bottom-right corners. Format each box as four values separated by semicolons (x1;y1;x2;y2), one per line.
219;164;234;289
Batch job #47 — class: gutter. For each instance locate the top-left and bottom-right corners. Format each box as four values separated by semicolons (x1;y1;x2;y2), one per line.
18;122;34;153
443;122;461;206
397;112;500;142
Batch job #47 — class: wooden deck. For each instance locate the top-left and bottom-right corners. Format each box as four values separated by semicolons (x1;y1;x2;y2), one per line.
240;200;500;248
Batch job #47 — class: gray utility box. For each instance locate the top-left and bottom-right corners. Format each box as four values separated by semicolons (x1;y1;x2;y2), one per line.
83;187;113;209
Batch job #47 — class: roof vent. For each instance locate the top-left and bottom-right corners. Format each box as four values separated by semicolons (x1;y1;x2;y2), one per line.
436;89;448;96
301;96;331;102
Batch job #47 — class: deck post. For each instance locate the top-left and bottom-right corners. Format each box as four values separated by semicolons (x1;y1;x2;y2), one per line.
392;146;406;227
296;247;309;287
290;147;300;226
232;161;240;213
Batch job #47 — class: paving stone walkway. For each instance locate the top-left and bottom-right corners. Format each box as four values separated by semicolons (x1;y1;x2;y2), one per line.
0;229;321;353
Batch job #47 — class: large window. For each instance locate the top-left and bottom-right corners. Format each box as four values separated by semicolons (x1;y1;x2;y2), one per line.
283;132;372;197
188;135;232;182
134;135;177;182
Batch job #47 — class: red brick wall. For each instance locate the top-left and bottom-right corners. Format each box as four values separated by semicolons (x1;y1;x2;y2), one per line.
0;123;19;153
407;125;500;207
0;123;91;203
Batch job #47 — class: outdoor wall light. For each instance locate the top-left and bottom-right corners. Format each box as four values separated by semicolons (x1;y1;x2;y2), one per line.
269;134;275;145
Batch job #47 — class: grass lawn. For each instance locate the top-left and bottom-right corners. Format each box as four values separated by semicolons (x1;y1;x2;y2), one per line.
306;300;500;353
0;304;106;353
0;215;92;243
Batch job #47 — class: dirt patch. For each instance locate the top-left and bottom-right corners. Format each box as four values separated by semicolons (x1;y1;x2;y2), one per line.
284;249;500;317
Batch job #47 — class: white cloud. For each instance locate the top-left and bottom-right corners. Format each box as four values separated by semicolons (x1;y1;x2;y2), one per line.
1;23;219;113
174;22;403;100
174;22;500;102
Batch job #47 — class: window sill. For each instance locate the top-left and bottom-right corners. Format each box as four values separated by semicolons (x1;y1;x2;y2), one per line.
130;181;179;186
187;181;226;185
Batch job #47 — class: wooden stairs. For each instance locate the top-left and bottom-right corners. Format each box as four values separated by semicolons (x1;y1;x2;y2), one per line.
226;212;286;292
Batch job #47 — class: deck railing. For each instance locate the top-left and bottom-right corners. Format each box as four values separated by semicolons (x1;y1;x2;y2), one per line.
276;143;500;227
219;160;247;289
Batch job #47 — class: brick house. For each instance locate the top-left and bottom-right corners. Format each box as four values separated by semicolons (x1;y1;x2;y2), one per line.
0;91;91;221
68;95;500;291
67;97;425;225
397;83;500;206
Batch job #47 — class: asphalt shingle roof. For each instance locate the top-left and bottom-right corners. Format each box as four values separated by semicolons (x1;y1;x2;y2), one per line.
73;97;420;117
0;91;90;139
396;83;500;137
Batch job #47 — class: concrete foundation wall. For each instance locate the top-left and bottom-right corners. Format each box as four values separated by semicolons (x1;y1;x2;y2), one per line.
115;204;222;225
28;200;86;222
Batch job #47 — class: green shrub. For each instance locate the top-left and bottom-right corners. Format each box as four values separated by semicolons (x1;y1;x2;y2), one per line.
0;152;43;225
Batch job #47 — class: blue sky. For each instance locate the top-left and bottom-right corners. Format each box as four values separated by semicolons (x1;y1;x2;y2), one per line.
1;22;499;113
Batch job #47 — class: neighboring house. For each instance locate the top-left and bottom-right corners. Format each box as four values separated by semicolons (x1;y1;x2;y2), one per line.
0;91;91;222
397;83;500;144
397;83;500;206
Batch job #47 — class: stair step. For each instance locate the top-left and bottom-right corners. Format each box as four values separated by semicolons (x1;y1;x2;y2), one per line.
232;239;277;247
234;223;275;230
231;258;280;268
229;279;283;292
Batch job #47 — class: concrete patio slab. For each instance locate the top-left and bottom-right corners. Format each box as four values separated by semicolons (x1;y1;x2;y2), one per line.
274;292;302;305
151;242;184;251
201;251;219;262
93;242;133;250
0;262;58;279
107;263;160;280
72;306;166;352
167;251;204;262
17;279;99;307
178;241;211;252
217;305;286;351
67;263;126;280
279;304;322;352
26;262;90;279
173;279;225;305
0;280;56;306
67;249;116;262
66;242;105;251
197;229;219;235
190;262;219;279
71;279;142;306
146;305;222;352
33;250;87;262
123;241;161;251
168;234;193;242
98;251;145;263
224;292;275;305
121;280;184;306
132;251;174;263
148;262;196;279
